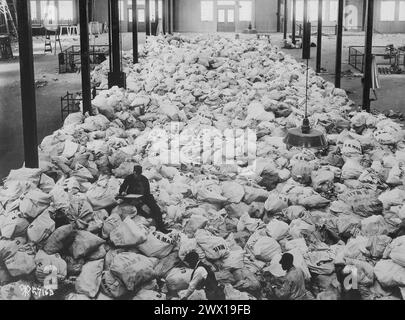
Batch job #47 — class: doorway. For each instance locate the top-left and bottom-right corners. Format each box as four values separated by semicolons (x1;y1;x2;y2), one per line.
128;6;146;32
217;5;235;32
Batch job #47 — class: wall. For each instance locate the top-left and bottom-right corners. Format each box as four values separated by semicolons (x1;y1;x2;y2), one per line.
174;0;217;32
255;0;278;32
373;0;405;33
93;0;109;25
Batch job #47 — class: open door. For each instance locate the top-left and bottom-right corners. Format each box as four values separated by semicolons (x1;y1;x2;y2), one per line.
129;5;146;32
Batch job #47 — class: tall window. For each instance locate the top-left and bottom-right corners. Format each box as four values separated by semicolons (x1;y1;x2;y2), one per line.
119;0;125;21
30;1;37;20
138;9;145;22
291;0;327;21
399;1;405;21
329;0;338;21
58;1;74;21
41;1;56;22
218;0;235;5
239;1;252;21
150;0;155;21
308;0;319;21
380;1;396;21
201;1;214;21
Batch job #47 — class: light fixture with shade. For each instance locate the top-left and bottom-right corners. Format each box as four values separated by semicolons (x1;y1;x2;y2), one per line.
284;20;328;150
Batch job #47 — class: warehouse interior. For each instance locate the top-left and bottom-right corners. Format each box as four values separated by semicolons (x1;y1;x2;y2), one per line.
0;0;405;301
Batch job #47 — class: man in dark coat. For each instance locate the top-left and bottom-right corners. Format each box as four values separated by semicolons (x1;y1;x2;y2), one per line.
118;165;169;233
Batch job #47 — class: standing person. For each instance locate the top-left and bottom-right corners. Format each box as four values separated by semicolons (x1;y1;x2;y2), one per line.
271;253;314;300
118;165;169;233
179;251;225;300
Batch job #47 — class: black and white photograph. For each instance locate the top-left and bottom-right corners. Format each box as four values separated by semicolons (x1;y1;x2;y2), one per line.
0;0;405;307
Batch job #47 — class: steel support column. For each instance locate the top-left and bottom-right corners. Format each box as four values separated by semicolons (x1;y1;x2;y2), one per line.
16;0;38;168
277;0;282;32
292;0;296;44
283;0;288;40
108;0;126;88
362;0;367;31
154;0;159;36
316;0;323;73
145;0;151;36
363;0;374;112
335;0;344;88
302;0;309;59
162;0;166;35
168;0;172;34
133;0;138;64
79;0;91;114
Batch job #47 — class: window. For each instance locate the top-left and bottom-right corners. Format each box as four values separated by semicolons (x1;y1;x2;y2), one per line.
239;1;252;21
400;1;405;20
30;1;37;20
218;9;225;22
228;9;234;22
119;0;124;21
329;0;338;21
58;1;74;22
294;0;303;21
218;1;235;5
380;1;396;21
201;1;214;21
138;9;145;22
308;0;318;21
129;8;133;22
150;0;155;21
158;0;163;19
41;1;56;22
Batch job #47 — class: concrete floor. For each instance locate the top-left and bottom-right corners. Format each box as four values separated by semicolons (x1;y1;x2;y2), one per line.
0;31;404;179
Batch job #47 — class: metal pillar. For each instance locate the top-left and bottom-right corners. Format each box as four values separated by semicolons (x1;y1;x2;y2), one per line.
363;0;374;112
292;0;296;44
108;0;126;88
154;0;159;36
362;0;367;31
132;0;138;64
302;0;309;59
316;0;323;73
283;0;288;40
162;0;166;35
171;0;175;34
277;0;281;32
145;0;151;36
335;0;344;88
168;0;172;34
16;0;38;168
79;0;91;114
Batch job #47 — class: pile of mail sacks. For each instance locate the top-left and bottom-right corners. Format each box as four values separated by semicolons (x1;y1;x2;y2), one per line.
1;35;405;300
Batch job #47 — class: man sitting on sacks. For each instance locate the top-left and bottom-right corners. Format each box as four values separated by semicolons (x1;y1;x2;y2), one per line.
268;253;315;300
117;165;170;234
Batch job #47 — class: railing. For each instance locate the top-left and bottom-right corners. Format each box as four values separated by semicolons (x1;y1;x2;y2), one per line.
60;91;82;122
60;87;108;122
294;23;338;38
58;44;109;73
348;46;405;73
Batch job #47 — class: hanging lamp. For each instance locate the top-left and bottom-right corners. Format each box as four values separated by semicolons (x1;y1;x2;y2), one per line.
284;21;327;150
